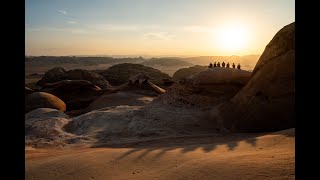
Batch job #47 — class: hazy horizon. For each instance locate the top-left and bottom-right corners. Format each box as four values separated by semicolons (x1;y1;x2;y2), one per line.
26;0;294;56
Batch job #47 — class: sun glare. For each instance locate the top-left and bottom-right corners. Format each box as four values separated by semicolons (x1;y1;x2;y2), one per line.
217;25;249;52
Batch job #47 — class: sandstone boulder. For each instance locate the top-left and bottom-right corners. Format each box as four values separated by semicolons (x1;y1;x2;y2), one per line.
25;92;66;113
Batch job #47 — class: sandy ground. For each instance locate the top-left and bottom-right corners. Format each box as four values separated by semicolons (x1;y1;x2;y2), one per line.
25;129;294;180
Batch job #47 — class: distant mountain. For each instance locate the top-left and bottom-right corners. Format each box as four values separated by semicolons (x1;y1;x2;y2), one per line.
140;58;194;76
25;56;147;65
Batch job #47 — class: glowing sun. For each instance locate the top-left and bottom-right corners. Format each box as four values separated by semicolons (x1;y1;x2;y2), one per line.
217;25;248;51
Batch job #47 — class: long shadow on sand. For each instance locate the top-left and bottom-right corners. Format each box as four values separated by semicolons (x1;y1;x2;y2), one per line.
86;130;292;162
88;128;294;162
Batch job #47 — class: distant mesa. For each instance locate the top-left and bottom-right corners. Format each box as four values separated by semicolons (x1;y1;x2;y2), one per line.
98;63;172;86
25;92;66;113
141;58;193;67
173;65;207;81
219;22;295;132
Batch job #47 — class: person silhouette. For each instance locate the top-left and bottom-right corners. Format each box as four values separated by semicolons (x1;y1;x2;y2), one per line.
226;62;230;68
222;61;225;67
217;62;221;67
237;63;241;70
213;62;216;67
209;63;213;68
232;63;235;68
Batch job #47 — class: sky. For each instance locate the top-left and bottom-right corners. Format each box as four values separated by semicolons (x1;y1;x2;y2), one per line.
25;0;295;57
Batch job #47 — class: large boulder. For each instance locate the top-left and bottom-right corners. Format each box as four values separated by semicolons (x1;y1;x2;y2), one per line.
40;80;105;111
25;92;66;113
66;69;112;89
219;22;295;132
156;68;251;109
37;67;67;86
99;63;171;86
189;68;251;85
173;65;207;81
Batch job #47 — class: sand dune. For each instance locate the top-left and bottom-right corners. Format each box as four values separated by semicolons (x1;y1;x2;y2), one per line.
25;128;294;180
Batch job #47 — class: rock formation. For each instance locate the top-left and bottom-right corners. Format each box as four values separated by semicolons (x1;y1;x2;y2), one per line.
40;80;105;111
37;68;111;89
37;67;67;86
66;69;112;89
173;65;207;81
219;22;295;132
25;92;66;113
98;63;172;86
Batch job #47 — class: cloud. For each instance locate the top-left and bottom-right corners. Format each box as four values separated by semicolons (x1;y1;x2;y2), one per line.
25;27;89;34
143;32;174;40
58;10;67;15
67;20;78;24
181;25;213;33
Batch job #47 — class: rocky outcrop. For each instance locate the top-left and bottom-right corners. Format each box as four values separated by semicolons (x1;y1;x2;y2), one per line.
219;22;295;132
157;68;251;109
189;68;251;85
99;63;172;86
112;74;166;95
25;92;66;113
41;80;105;111
66;69;112;89
37;68;112;89
37;67;67;86
173;65;207;80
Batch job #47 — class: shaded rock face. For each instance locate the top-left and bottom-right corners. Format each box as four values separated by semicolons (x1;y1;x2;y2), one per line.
99;63;172;86
41;80;104;111
66;69;112;89
37;68;111;89
219;22;295;132
25;92;66;113
173;65;207;81
37;67;67;86
25;87;34;96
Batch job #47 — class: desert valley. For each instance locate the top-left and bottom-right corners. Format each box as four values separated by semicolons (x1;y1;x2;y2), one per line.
25;21;295;179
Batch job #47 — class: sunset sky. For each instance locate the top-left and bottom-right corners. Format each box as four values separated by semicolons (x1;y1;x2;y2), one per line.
25;0;295;57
